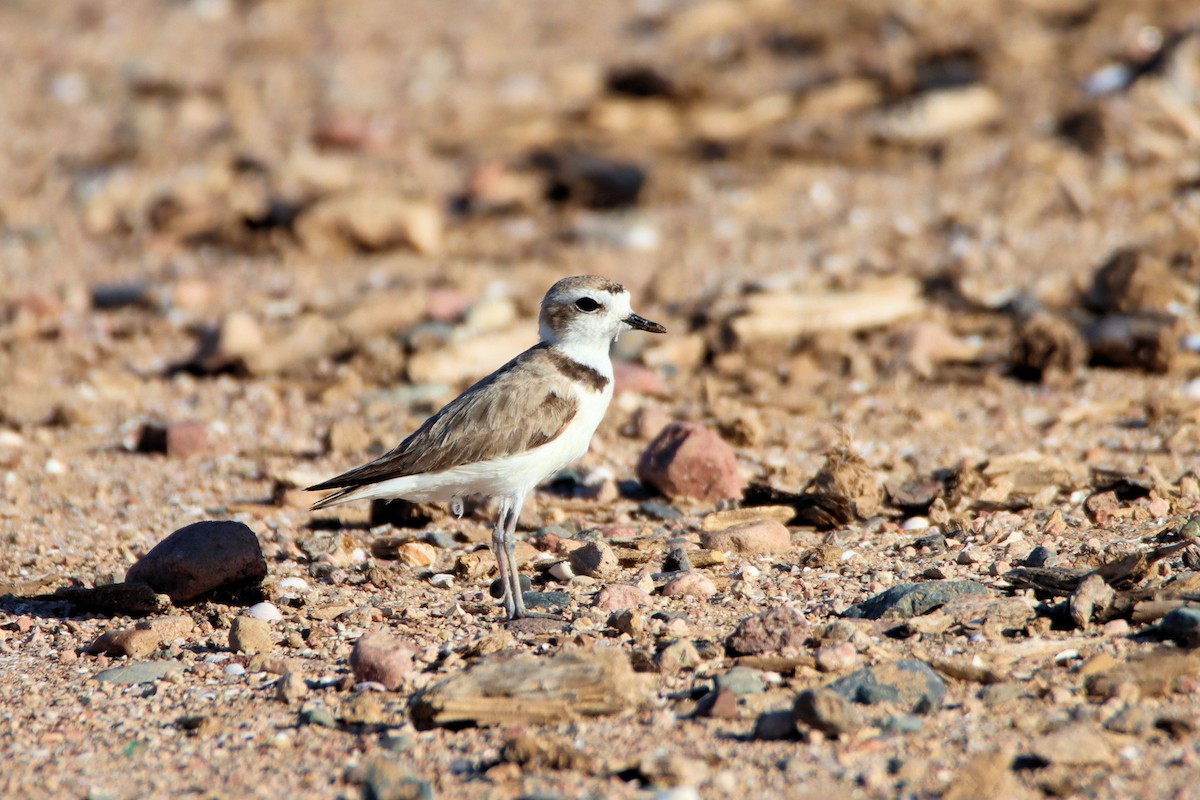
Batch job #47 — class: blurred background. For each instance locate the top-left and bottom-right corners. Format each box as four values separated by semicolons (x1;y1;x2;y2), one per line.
6;3;1200;798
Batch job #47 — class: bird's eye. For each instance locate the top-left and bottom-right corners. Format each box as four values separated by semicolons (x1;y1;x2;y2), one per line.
574;297;601;312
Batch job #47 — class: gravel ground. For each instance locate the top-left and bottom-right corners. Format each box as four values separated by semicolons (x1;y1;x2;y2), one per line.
3;1;1200;798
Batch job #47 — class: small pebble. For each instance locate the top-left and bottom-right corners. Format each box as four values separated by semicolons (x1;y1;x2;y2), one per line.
428;573;454;588
225;664;246;677
489;574;533;598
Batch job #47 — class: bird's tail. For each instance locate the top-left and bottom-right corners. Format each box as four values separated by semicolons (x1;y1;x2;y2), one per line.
308;485;360;510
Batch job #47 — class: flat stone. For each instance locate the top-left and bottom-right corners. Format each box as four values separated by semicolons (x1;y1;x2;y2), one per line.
229;616;272;655
348;756;433;800
700;519;791;554
568;541;618;578
715;666;766;696
637;422;744;503
792;688;861;738
522;590;571;610
842;580;991;620
1086;649;1200;699
594;583;652;611
727;606;810;655
125;520;267;604
662;572;716;598
827;659;947;713
92;661;184;685
1030;723;1115;766
86;628;162;659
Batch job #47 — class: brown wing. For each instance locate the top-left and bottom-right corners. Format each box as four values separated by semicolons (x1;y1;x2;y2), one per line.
308;345;578;491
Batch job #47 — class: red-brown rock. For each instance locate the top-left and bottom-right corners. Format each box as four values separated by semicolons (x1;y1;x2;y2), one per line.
125;520;267;603
637;422;744;503
727;606;811;655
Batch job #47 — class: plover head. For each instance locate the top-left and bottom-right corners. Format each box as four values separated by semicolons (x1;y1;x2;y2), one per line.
538;275;666;346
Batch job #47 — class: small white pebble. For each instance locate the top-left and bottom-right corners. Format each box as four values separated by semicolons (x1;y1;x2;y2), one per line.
248;602;283;622
44;459;66;476
736;565;760;580
224;663;246;676
204;653;231;663
0;431;24;448
428;573;454;588
277;577;309;593
548;561;574;581
902;516;930;530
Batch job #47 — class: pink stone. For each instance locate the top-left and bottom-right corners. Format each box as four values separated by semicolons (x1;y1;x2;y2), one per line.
349;627;415;691
637;422;745;503
426;288;473;322
700;520;791;554
613;362;668;396
594;583;652;611
662;572;717;598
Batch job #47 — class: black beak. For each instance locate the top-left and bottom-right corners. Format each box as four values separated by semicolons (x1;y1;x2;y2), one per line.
625;313;667;334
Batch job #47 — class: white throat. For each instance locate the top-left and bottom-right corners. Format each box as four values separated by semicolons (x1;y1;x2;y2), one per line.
547;334;614;378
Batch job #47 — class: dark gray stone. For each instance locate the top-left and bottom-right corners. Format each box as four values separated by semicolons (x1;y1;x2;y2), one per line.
522;591;570;610
827;659;947;714
639;501;682;521
1151;607;1200;647
1022;546;1058;567
842;580;991;620
489;574;533;599
125;520;267;604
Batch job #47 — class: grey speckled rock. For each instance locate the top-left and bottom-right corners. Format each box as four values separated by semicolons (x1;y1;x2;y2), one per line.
842;580;990;620
827;659;947;714
92;661;184;685
125;520;267;604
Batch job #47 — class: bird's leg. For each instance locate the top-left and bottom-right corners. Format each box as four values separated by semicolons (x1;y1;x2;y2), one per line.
491;497;517;618
505;494;527;618
505;493;560;620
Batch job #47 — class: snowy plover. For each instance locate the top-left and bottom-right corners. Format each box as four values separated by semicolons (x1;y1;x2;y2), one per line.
308;276;666;619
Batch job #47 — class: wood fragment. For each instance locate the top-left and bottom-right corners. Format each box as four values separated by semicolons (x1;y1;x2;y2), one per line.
410;646;646;728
